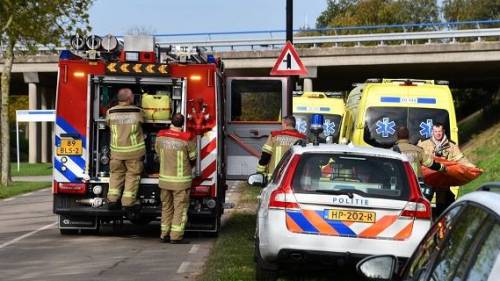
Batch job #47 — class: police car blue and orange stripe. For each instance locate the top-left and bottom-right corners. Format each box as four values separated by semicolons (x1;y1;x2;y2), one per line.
285;209;414;240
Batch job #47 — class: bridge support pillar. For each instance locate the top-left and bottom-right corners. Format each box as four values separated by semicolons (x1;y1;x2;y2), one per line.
24;72;39;164
28;82;38;163
300;66;317;92
303;78;313;92
40;87;49;163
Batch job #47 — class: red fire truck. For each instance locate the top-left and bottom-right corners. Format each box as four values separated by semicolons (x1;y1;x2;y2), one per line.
53;35;227;234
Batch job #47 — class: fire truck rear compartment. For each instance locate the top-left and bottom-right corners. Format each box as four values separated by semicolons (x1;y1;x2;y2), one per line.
53;75;220;232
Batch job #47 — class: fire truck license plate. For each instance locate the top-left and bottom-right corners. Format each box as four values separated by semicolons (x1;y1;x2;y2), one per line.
325;209;376;223
57;139;83;155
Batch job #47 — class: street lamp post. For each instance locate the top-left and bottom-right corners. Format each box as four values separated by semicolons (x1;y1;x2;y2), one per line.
286;0;294;116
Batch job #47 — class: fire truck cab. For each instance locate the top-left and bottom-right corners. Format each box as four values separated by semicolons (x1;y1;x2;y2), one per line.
53;35;225;234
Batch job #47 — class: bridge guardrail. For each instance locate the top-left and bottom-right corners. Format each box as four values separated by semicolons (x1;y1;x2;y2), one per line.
155;28;500;50
3;19;500;53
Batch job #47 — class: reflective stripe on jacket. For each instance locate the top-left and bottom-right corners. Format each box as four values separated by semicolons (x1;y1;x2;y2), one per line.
155;129;197;190
106;104;145;160
256;128;306;176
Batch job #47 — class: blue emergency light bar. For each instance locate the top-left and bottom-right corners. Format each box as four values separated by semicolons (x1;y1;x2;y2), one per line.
310;114;324;130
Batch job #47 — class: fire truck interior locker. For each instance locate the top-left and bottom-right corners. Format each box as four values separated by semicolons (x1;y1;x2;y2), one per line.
90;76;186;178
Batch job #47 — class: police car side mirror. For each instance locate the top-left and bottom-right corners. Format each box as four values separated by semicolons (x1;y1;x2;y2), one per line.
248;173;265;187
356;255;398;281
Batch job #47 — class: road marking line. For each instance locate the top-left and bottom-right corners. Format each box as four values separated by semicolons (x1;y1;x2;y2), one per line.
177;261;191;274
2;198;14;202
189;244;200;254
0;222;57;249
21;192;34;197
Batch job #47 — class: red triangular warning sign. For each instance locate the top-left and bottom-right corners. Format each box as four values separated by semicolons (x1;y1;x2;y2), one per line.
270;41;308;76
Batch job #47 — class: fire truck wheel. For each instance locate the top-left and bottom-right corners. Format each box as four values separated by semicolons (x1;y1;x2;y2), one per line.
59;228;79;235
129;217;153;225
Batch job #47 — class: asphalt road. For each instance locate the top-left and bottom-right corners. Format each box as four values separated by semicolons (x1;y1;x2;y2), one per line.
0;184;241;281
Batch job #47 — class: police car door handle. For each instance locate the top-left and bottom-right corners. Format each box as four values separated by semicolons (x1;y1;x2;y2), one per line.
250;129;259;136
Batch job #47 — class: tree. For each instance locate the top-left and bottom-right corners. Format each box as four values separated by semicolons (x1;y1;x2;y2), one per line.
0;0;92;186
443;0;500;22
316;0;439;30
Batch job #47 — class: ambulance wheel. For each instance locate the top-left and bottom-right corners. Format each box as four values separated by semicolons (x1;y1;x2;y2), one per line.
59;228;78;235
255;239;278;281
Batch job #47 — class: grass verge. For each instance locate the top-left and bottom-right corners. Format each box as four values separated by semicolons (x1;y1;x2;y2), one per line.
460;121;500;195
200;184;260;281
11;162;52;177
0;181;51;199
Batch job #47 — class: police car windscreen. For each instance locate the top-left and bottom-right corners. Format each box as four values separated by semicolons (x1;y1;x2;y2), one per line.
295;114;342;143
363;107;451;148
292;153;409;200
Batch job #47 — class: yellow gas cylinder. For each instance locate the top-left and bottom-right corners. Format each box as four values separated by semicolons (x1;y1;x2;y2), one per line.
141;91;171;121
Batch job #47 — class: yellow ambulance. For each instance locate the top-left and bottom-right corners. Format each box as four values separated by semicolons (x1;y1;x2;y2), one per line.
293;91;345;143
340;78;459;147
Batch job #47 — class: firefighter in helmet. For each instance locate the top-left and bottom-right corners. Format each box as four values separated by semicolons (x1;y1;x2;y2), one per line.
256;116;306;178
106;88;145;211
156;113;196;244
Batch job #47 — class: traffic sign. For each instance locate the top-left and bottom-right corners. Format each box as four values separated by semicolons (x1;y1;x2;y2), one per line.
270;41;308;76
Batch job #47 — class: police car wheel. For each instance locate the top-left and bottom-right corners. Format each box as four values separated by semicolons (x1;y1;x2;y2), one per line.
255;238;278;281
59;228;79;235
256;263;278;281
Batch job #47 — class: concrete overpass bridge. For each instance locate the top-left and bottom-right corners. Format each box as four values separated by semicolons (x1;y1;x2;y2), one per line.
2;20;500;162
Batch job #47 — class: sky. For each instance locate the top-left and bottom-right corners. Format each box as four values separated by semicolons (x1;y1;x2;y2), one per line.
89;0;328;36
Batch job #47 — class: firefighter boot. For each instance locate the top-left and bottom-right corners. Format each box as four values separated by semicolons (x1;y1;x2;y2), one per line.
107;201;122;210
170;239;190;244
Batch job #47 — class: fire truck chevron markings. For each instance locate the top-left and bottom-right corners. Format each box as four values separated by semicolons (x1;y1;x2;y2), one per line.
145;64;155;73
133;64;142;73
120;63;130;73
107;63;117;72
158;65;168;74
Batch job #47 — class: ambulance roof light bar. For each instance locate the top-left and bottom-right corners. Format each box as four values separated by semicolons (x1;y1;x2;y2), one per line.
325;91;343;97
435;80;449;85
382;78;434;85
366;78;382;83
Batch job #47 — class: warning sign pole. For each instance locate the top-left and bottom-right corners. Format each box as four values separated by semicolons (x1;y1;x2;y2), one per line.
286;0;294;116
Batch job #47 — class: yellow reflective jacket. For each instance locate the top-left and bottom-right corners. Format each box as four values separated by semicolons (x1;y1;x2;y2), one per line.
256;128;306;177
106;104;145;160
155;129;197;190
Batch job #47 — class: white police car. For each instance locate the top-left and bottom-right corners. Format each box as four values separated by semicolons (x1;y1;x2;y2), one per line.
248;142;432;280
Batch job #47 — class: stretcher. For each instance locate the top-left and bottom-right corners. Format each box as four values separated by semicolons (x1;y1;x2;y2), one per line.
421;157;483;189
